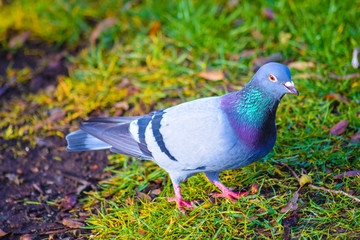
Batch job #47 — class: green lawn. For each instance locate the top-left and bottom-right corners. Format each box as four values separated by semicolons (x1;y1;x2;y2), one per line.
1;0;360;239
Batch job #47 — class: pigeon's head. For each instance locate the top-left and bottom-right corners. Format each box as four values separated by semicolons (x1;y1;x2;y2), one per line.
253;62;299;98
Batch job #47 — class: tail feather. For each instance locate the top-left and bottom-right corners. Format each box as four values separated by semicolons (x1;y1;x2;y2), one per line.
66;116;153;160
83;116;140;123
79;121;153;160
66;130;111;151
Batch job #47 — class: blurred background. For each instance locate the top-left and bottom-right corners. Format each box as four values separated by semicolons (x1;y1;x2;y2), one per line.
0;0;359;239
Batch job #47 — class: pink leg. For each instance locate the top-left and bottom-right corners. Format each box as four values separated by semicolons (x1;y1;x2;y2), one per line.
206;172;247;202
210;181;248;202
167;184;196;213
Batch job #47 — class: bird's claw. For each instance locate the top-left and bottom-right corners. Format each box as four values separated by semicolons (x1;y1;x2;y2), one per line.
167;197;197;214
210;190;248;202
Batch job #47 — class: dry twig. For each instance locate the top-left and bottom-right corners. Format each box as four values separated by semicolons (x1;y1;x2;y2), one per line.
329;72;360;80
279;162;360;203
308;185;360;203
279;162;300;182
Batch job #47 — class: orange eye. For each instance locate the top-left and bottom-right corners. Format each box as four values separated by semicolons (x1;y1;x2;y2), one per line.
269;74;277;82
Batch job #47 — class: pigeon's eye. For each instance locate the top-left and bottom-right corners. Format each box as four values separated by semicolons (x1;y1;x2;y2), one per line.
269;74;277;82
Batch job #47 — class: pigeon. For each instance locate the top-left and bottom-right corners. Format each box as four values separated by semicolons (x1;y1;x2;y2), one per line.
66;62;298;212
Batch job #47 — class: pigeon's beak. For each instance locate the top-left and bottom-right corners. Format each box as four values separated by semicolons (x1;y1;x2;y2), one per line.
281;81;299;96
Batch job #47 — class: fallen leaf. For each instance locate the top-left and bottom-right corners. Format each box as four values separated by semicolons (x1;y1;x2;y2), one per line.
198;70;225;81
9;30;31;48
89;164;98;170
323;93;348;103
226;53;239;61
62;218;85;228
138;228;146;236
151;188;162;195
333;170;360;179
127;84;142;95
48;108;66;122
250;183;259;195
90;17;116;46
153;178;163;184
330;120;348;135
292;73;323;80
0;228;7;237
228;0;240;8
288;61;314;71
231;18;244;27
325;168;332;174
251;29;263;40
352;47;360;68
114;101;129;110
20;234;33;240
262;8;274;20
251;53;282;71
279;32;292;44
59;194;77;211
240;49;256;58
299;174;312;187
79;212;91;217
280;191;299;213
117;78;131;89
5;173;20;185
148;21;161;36
135;189;152;201
350;131;360;142
226;49;258;61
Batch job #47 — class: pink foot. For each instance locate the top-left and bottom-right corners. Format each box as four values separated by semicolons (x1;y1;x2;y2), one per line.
211;190;248;202
208;177;248;203
167;197;196;213
168;185;197;213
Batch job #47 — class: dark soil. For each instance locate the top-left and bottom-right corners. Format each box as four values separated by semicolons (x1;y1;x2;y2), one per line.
0;138;109;239
0;42;69;99
0;43;110;239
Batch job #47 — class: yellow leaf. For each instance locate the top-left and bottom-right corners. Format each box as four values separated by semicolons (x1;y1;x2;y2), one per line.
300;174;312;187
279;32;292;44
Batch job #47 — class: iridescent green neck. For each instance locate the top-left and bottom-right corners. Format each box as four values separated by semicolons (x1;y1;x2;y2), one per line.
232;84;279;126
221;82;280;149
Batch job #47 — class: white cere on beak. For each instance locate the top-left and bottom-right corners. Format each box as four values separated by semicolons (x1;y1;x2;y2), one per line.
284;81;295;88
282;81;299;96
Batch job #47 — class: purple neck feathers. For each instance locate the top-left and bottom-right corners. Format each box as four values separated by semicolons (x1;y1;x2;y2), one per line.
221;83;280;149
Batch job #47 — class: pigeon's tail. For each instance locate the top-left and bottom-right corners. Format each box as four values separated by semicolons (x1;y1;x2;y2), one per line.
66;116;154;160
66;130;111;151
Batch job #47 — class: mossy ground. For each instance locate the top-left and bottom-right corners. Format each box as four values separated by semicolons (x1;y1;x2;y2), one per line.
1;0;360;239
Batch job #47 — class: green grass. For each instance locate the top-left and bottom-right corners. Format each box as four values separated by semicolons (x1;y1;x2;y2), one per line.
1;0;360;239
